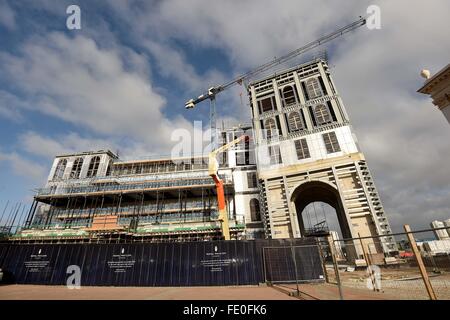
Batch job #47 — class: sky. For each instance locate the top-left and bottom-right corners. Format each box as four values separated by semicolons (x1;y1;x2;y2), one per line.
0;0;449;235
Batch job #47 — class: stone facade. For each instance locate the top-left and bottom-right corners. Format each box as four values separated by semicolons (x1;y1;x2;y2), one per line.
248;59;397;256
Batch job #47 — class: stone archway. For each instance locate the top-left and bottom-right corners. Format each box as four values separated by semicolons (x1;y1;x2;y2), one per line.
290;180;352;240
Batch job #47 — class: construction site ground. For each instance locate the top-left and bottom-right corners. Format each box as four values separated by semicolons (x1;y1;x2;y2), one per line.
1;265;449;300
324;265;450;300
0;282;433;300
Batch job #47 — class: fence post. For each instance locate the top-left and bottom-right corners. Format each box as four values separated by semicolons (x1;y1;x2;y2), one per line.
404;224;437;300
358;233;378;292
327;235;344;300
290;239;300;297
317;239;329;283
262;247;267;284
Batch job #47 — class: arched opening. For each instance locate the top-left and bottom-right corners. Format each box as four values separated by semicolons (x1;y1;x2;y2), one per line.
281;85;297;106
314;104;332;125
53;159;67;180
291;181;352;240
302;202;342;237
306;77;323;99
287;111;304;132
264;118;277;139
70;157;83;179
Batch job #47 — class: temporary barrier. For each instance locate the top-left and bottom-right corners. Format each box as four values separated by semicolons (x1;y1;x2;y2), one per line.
0;238;323;286
263;244;324;283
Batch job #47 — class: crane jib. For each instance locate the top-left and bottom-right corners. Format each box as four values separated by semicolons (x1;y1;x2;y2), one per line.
185;16;366;112
185;16;367;108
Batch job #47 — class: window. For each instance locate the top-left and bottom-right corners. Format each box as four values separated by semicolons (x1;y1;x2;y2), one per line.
257;96;276;113
86;156;101;178
235;151;246;166
264;118;277;139
287;111;304;132
53;159;67;180
247;172;258;188
322;132;341;154
294;139;311;160
281;85;297;106
70;157;84;179
306;77;323;99
268;145;282;164
314;104;332;125
250;199;261;221
105;160;112;176
168;162;176;172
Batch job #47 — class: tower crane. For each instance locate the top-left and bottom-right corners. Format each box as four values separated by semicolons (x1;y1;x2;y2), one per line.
185;16;368;240
184;16;367;149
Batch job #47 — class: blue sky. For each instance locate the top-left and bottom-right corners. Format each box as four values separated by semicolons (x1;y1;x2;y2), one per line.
0;0;449;234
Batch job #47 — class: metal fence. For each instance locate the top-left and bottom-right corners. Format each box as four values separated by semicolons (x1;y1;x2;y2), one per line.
319;225;450;300
262;244;325;284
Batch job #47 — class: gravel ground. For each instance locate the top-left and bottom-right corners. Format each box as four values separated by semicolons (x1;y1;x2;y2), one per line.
333;267;450;300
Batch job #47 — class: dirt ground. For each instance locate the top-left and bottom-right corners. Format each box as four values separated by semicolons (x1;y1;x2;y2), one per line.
273;283;397;300
326;266;450;300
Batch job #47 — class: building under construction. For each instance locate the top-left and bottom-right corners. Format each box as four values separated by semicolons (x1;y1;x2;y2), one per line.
5;59;397;258
9;124;262;243
0;18;406;289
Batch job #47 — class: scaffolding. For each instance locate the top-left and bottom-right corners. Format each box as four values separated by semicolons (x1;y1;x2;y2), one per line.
3;172;243;244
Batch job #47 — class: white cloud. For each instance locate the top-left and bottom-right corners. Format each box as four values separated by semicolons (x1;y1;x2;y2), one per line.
0;32;194;152
0;0;16;30
142;39;227;94
18;131;160;161
0;90;25;121
0;152;47;184
19;131;100;159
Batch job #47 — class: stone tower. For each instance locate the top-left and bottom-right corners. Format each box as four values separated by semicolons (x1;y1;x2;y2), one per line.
247;58;397;256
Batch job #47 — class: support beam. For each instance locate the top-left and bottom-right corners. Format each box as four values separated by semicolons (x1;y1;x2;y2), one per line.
24;200;37;227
